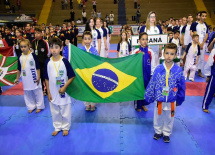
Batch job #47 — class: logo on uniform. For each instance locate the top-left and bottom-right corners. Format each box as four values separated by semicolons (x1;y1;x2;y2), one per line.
31;34;34;37
30;61;34;66
41;48;45;52
59;70;64;76
93;33;96;37
154;30;157;33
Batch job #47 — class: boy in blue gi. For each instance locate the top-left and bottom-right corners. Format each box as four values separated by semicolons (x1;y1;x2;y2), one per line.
80;31;99;111
133;32;152;112
145;43;185;143
202;49;215;113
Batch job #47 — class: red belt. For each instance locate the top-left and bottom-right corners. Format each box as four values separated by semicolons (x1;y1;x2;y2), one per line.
157;101;175;117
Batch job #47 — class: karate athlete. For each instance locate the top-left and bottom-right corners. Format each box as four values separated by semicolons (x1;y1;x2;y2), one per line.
44;37;75;136
182;34;200;82
169;30;182;66
95;18;108;57
84;18;101;54
81;31;99;111
32;27;50;95
117;31;132;58
145;43;185;143
181;14;193;64
190;11;208;78
202;48;215;113
133;32;152;112
103;21;111;57
139;11;163;74
15;39;45;113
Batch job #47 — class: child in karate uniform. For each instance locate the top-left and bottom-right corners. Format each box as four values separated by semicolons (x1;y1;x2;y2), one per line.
126;29;132;45
133;32;152;112
182;34;201;82
84;18;101;54
95;18;108;57
117;31;131;58
145;43;185;143
81;31;99;111
190;11;208;78
169;30;182;66
15;39;45;113
103;21;111;57
44;37;75;136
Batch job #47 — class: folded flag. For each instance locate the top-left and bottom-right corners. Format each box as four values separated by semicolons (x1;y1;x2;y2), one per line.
66;44;145;103
0;56;18;86
0;46;14;56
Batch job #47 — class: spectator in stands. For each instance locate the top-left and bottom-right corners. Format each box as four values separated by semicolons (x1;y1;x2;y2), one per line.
109;11;114;25
70;9;75;21
105;14;109;24
134;0;137;9
97;10;102;18
83;0;85;7
4;0;10;10
16;0;21;11
91;9;96;18
82;9;87;24
93;0;96;12
64;0;68;9
70;0;73;9
136;9;141;25
61;0;65;10
41;23;46;31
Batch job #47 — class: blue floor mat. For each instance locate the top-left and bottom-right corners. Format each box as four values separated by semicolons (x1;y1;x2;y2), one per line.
182;117;215;155
120;118;201;155
43;117;121;155
71;99;121;119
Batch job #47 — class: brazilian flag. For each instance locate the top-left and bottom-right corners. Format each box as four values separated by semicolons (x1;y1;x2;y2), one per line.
66;44;145;103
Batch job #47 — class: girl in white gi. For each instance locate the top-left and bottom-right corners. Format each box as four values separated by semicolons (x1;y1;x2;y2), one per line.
117;31;131;58
44;37;75;136
190;11;208;78
181;34;201;82
139;11;163;74
84;18;101;54
81;31;99;111
169;30;182;66
145;43;185;143
15;39;45;113
103;21;112;57
126;29;132;45
95;18;108;57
